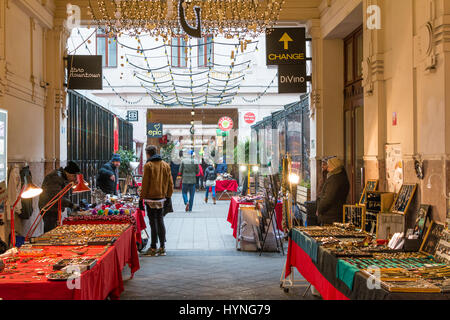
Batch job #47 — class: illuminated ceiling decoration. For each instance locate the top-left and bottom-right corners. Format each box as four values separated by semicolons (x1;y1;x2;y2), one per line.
87;0;285;39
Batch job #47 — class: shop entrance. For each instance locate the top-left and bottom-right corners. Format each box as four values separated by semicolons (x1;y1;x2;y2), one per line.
343;26;364;203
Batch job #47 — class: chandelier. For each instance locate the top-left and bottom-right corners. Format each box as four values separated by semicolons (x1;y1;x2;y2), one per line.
87;0;285;39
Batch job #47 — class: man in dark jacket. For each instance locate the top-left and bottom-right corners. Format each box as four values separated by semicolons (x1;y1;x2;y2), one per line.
316;157;350;225
97;154;121;195
39;161;80;233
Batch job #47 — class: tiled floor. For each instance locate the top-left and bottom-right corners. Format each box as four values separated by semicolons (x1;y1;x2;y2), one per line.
122;191;315;300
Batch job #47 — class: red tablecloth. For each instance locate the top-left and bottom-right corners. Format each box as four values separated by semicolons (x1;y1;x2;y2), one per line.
215;179;238;192
227;197;283;239
285;239;349;300
132;209;147;244
0;226;140;300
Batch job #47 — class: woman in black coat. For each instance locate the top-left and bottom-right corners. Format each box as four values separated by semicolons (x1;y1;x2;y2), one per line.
316;158;350;225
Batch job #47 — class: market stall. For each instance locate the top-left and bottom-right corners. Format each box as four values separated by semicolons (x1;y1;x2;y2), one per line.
0;223;139;300
284;224;450;300
215;173;238;200
227;196;283;238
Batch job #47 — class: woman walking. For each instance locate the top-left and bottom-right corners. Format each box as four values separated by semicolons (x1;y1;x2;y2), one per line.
204;164;217;205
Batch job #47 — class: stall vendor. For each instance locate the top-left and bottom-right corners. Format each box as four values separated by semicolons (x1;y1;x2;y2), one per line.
39;161;80;233
316;157;350;225
97;154;121;195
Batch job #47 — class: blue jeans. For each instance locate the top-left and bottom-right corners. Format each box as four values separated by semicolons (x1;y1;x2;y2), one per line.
182;183;196;211
205;186;216;199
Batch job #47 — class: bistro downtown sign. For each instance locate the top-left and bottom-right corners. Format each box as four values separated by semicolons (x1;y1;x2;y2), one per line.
66;55;103;90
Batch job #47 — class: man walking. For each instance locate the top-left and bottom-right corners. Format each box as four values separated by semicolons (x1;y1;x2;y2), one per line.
179;150;199;212
139;145;174;256
97;154;121;195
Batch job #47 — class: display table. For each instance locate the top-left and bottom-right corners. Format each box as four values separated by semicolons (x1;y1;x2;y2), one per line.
0;226;139;300
227;197;283;239
215;179;238;200
285;228;450;300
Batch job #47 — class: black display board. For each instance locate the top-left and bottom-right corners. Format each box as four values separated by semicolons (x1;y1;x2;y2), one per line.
266;28;306;65
278;65;307;93
147;122;164;138
67;55;103;90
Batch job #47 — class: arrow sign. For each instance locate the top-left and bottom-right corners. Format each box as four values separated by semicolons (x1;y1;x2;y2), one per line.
279;32;293;50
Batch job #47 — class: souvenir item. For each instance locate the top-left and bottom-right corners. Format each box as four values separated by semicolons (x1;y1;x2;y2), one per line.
420;221;445;256
391;184;417;214
359;180;379;205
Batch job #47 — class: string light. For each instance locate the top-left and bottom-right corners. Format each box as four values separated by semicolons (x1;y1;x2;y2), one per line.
87;0;285;39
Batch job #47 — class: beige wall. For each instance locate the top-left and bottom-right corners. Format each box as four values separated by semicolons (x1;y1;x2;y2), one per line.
310;0;450;223
0;0;68;239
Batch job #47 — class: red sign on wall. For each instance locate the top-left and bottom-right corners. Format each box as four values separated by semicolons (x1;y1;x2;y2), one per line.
244;112;256;124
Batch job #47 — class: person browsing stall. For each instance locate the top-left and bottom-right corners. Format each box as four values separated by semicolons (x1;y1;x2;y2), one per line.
204;163;217;205
97;154;121;195
139;145;174;257
39;161;81;233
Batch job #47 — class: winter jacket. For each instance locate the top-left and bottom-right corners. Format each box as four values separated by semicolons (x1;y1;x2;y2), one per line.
196;165;204;177
179;158;199;185
39;168;74;214
204;166;217;182
97;161;119;195
140;155;174;200
316;167;350;225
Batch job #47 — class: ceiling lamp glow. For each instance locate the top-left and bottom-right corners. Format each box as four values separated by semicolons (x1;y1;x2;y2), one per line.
87;0;285;39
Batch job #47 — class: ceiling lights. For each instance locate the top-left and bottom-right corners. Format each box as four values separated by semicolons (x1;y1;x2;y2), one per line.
87;0;285;39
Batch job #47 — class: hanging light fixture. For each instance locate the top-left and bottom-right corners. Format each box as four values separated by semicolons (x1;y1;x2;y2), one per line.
87;0;285;39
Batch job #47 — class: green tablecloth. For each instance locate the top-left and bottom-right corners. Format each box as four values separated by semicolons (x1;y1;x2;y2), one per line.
291;229;318;263
336;259;360;290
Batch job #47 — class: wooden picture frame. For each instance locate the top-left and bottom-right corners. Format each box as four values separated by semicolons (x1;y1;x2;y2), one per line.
413;204;431;239
420;221;445;256
359;179;379;206
390;184;417;214
343;205;366;230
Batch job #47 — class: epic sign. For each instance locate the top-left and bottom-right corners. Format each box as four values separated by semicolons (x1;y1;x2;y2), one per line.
147;123;164;138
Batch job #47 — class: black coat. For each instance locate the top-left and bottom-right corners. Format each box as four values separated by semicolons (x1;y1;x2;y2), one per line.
39;168;74;214
317;167;350;225
97;161;119;195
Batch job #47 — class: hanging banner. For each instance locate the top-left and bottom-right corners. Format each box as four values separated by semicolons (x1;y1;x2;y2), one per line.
147;123;164;138
66;55;103;90
113;117;119;152
266;28;306;65
385;144;403;193
278;65;307;93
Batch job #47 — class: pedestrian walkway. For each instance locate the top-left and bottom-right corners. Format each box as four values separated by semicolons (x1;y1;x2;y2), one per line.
122;191;316;300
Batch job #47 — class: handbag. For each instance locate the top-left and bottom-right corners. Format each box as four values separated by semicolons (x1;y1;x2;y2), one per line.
205;180;216;187
163;197;174;216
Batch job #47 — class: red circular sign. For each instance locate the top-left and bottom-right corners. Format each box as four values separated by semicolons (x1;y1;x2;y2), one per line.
218;117;234;131
244;112;256;124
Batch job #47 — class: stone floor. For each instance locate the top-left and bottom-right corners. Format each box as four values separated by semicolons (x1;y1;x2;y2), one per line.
122;190;316;300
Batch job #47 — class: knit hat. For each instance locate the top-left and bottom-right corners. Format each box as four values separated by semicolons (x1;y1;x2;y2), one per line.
111;154;121;162
64;161;81;174
327;157;343;171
